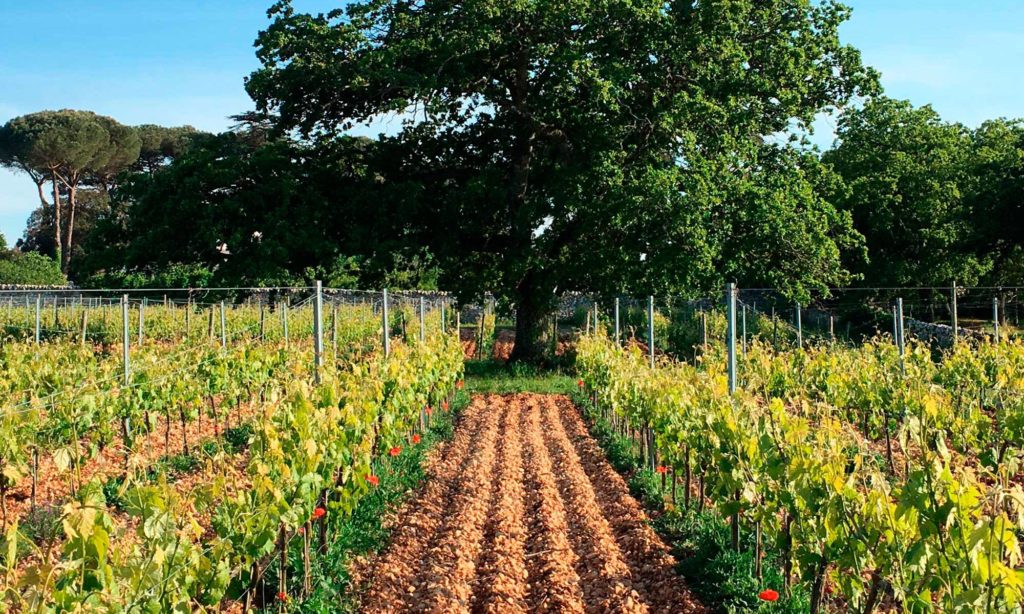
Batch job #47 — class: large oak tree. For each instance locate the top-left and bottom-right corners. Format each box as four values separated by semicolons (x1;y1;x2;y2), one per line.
252;0;876;360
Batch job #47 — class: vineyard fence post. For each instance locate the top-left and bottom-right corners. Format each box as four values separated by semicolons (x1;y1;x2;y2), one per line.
283;302;289;348
702;310;708;348
220;301;227;347
122;295;130;384
551;311;557;356
313;281;324;383
726;282;739;551
419;296;425;342
614;297;621;345
993;296;1000;342
331;305;338;360
726;282;737;394
382;289;390;358
441;298;446;334
647;295;655;368
138;298;145;346
795;302;802;349
897;298;906;375
952;281;959;341
34;295;40;344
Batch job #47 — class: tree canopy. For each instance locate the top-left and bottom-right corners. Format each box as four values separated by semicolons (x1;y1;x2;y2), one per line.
248;0;878;360
0;111;201;275
825;97;1024;290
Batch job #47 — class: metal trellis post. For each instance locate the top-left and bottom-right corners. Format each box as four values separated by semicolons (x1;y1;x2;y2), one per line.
122;295;130;384
614;297;621;345
34;295;41;344
647;295;655;368
726;283;737;395
382;289;390;358
314;281;324;383
419;296;425;343
952;281;959;342
994;297;1000;342
795;302;803;349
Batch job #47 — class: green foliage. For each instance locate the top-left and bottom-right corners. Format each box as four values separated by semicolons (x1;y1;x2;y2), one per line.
825;97;981;287
78;262;214;290
133;124;203;174
826;97;1024;289
248;0;878;360
0;111;205;278
577;388;807;613
294;391;468;613
967;119;1024;285
0;248;66;285
78;130;434;289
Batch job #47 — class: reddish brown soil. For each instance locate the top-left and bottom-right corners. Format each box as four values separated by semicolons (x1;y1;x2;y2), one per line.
2;398;259;531
492;329;515;362
460;327;478;360
355;394;705;613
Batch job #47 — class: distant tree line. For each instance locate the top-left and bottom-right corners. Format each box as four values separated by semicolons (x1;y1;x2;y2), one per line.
0;110;200;278
826;97;1024;290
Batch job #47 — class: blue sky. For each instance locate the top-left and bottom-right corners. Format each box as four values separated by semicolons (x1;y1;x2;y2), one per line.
1;0;1022;242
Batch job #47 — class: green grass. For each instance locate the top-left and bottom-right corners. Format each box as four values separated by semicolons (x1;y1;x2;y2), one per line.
463;358;576;394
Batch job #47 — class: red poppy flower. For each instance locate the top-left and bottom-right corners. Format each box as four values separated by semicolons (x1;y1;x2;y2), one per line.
312;507;326;520
389;446;402;457
366;474;380;487
425;406;433;416
442;400;450;411
456;380;464;390
277;591;289;602
577;379;585;388
412;434;421;444
298;526;305;535
656;466;668;474
759;589;779;602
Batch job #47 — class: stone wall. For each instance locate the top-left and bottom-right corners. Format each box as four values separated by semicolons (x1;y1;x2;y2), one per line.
905;318;987;348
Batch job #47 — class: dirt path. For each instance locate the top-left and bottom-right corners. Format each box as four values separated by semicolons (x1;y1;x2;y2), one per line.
356;393;705;614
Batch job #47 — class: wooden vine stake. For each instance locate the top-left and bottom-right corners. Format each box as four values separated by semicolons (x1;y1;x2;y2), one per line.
278;525;287;612
318;492;328;555
302;521;312;597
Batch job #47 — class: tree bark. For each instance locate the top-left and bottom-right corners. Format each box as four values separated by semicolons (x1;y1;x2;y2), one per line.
509;272;551;363
50;172;63;265
63;183;77;272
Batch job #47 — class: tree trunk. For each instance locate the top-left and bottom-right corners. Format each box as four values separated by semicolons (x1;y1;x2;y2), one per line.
509;272;551;363
50;173;63;264
505;47;545;365
63;183;77;272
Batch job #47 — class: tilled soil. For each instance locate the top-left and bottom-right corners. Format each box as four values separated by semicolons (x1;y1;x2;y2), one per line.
491;329;514;362
2;398;260;531
356;393;705;613
460;327;478;360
